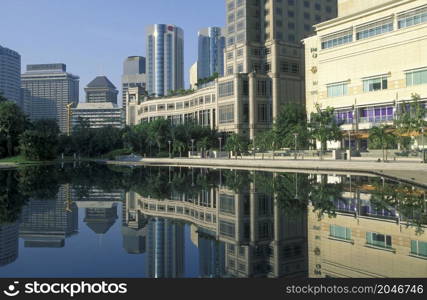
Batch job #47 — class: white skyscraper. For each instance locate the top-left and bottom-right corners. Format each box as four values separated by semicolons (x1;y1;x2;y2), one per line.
146;24;184;97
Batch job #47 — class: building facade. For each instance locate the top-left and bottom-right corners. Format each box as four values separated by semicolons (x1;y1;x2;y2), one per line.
198;27;226;79
85;76;118;105
146;24;184;97
0;45;21;107
71;102;123;129
122;56;146;116
128;1;338;140
21;64;79;132
304;0;427;150
189;62;198;89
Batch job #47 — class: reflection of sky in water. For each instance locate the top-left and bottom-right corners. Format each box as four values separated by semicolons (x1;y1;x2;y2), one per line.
0;204;199;278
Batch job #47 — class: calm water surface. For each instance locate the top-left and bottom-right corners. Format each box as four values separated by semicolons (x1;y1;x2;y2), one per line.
0;163;426;278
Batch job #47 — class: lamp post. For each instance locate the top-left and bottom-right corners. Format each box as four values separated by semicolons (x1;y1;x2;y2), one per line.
422;127;425;163
168;140;172;158
294;133;299;160
191;139;195;154
218;137;223;153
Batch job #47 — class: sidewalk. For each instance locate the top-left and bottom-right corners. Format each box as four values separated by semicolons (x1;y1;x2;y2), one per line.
109;157;427;188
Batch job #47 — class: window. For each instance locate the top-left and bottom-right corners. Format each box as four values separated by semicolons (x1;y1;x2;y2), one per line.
219;81;234;98
398;5;427;29
220;194;235;215
237;48;244;57
288;22;295;29
411;240;427;257
242;80;249;96
327;82;349;97
315;3;321;11
363;75;388;92
237;63;244;73
330;225;352;240
227;52;234;60
335;110;354;124
360;106;394;123
288;10;294;17
227;65;234;75
288;34;295;42
406;68;427;86
366;232;393;249
219;104;234;124
304;1;309;8
258;103;271;122
321;30;353;49
227;37;235;46
219;220;235;237
228;14;235;23
257;80;267;96
356;19;393;40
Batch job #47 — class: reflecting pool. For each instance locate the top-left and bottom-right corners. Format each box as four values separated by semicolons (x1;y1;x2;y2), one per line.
0;163;426;278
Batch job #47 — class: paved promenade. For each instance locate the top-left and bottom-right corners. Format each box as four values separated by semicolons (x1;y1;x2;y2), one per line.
108;157;427;188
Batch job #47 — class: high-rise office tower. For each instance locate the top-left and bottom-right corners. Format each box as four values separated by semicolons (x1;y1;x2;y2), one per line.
21;64;79;132
198;27;226;79
224;0;338;139
122;56;146;116
85;76;118;104
146;24;184;97
0;45;21;106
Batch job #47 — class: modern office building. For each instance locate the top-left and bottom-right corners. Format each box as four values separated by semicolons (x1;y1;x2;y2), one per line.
0;222;19;267
128;0;338;139
19;185;78;248
122;56;146;116
304;0;427;150
198;27;226;79
21;64;79;132
71;102;123;129
0;45;21;107
71;76;122;130
146;24;184;97
85;75;118;104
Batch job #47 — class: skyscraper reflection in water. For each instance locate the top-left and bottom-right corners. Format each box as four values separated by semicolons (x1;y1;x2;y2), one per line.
0;222;19;267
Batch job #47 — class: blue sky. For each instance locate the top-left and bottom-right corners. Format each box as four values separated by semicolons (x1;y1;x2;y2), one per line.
0;0;225;103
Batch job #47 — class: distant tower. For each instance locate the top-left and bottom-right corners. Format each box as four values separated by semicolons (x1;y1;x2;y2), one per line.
146;24;184;97
0;45;21;107
21;64;79;132
0;222;19;267
122;56;146;116
197;27;225;79
85;76;118;104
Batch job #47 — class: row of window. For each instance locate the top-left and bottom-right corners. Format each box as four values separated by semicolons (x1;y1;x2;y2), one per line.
327;68;427;98
322;4;427;50
330;225;427;257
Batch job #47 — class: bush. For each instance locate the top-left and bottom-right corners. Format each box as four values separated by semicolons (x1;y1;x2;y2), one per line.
156;151;170;158
105;148;133;160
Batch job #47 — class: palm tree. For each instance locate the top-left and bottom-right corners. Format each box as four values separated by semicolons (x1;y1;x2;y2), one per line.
369;125;396;161
173;140;185;157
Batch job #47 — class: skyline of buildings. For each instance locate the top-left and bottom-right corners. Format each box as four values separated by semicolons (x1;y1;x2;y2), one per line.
0;45;21;107
122;56;146;116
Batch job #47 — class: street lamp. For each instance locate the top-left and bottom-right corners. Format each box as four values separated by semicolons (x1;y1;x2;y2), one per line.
422;127;425;163
294;133;299;160
218;137;223;152
168;140;172;158
191;139;195;153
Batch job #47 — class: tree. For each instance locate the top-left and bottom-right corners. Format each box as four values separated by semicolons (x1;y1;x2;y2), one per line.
308;104;342;158
0;101;28;157
173;140;186;157
369;125;396;161
253;130;275;159
274;104;310;149
394;93;427;150
19;119;60;161
225;133;249;159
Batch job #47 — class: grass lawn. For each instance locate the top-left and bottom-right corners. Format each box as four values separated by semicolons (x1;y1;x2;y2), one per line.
0;155;43;164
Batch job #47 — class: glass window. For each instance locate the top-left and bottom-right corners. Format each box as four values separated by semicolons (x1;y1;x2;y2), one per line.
327;82;349;97
366;232;393;249
330;225;352;240
321;31;353;49
356;20;393;40
219;104;234;124
219;81;234;98
398;6;427;29
363;76;388;92
220;194;235;215
411;240;427;257
406;68;427;86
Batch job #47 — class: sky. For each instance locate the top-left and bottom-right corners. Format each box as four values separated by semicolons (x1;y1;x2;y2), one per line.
0;0;225;104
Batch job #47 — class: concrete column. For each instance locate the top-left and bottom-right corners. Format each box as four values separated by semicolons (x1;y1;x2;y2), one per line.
234;75;242;134
249;72;257;140
210;109;214;130
272;74;280;123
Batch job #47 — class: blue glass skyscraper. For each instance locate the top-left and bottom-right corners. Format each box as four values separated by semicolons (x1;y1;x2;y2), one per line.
197;27;225;79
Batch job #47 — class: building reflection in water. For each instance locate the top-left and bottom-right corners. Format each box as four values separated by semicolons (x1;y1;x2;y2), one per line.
19;185;78;248
0;222;19;267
